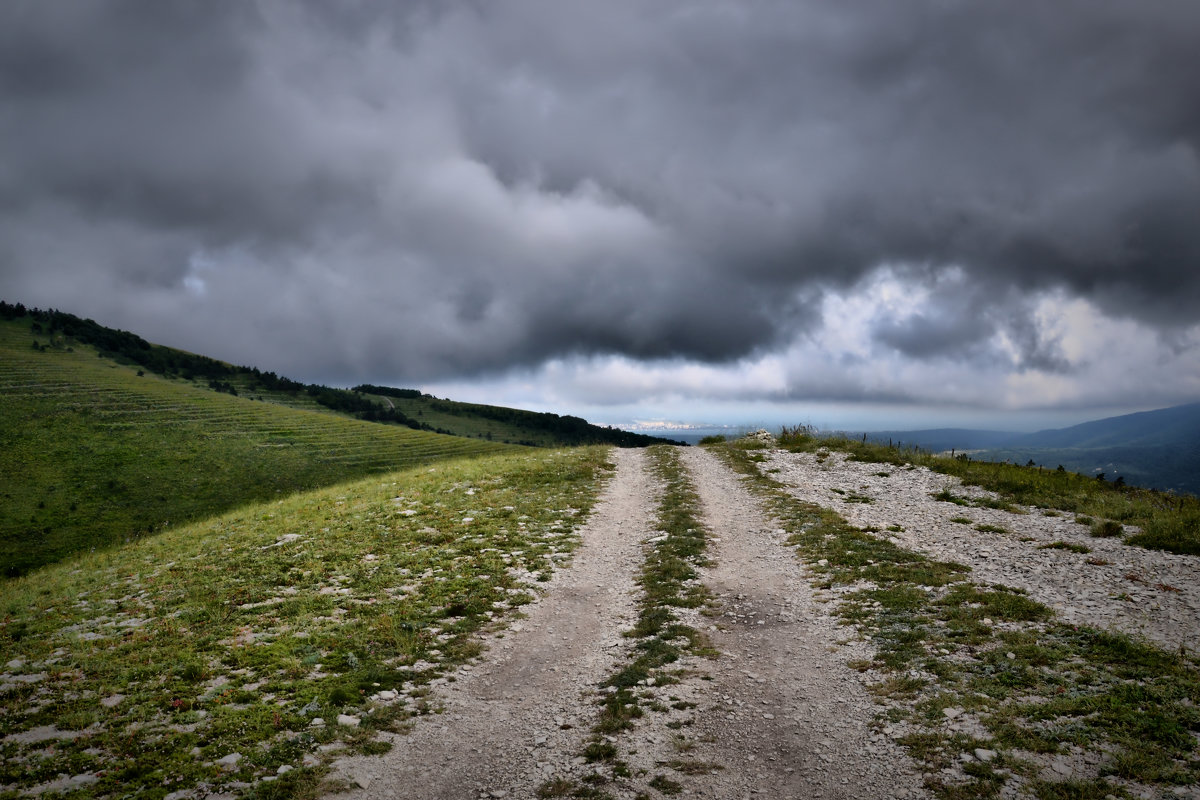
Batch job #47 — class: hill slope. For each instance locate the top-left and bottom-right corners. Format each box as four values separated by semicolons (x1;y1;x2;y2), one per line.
862;402;1200;495
1;301;675;448
0;317;514;577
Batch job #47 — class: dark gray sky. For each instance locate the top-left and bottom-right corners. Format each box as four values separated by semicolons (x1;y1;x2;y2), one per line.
3;1;1198;429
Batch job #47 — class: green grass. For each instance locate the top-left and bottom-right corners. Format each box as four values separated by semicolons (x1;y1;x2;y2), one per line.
574;445;715;794
710;437;1200;800
778;427;1200;556
1089;519;1124;538
0;447;612;798
0;319;516;576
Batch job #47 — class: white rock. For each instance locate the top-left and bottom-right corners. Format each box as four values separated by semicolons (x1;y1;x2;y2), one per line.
974;748;997;762
277;764;294;775
337;714;361;728
216;753;242;771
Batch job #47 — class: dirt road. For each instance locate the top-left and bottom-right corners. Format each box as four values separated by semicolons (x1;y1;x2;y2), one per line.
327;447;927;799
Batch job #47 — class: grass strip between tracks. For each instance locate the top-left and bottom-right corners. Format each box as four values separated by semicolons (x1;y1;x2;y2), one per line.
544;445;716;799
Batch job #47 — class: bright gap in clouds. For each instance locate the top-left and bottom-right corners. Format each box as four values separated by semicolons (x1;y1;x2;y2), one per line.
422;267;1200;433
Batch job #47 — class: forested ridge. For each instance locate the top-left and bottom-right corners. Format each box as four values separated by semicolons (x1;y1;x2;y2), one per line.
0;301;677;447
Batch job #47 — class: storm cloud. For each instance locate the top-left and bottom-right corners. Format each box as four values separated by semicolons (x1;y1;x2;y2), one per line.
2;1;1198;421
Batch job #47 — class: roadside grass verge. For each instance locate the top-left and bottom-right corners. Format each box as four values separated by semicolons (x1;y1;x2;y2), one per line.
0;320;515;577
0;447;611;799
711;439;1200;800
777;427;1200;557
555;446;715;798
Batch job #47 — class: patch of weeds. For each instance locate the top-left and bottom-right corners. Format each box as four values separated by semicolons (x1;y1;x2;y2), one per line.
1028;778;1131;799
647;774;683;794
974;524;1007;534
949;516;973;524
1088;519;1124;538
538;777;577;797
887;524;905;532
939;584;1053;623
933;489;971;506
1126;509;1200;555
1037;541;1090;554
870;674;928;699
584;740;619;762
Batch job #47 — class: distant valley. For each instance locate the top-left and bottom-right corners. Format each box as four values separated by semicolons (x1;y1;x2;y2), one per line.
860;402;1200;495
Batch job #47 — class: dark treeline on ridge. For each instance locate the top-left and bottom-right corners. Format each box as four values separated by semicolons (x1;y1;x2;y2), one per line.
1;300;678;448
1;300;431;430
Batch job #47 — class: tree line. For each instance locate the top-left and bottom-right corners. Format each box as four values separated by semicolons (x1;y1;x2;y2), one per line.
2;301;682;447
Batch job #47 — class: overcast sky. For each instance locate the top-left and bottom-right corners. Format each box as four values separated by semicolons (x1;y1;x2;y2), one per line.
3;1;1199;431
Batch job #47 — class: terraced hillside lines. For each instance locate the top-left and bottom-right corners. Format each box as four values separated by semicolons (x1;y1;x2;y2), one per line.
0;320;515;577
357;391;543;445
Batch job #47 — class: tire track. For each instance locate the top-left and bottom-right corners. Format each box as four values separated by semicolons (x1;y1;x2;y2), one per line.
326;448;655;799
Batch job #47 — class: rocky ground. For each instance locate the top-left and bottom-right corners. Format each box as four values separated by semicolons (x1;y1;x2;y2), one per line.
324;444;1199;800
764;449;1200;653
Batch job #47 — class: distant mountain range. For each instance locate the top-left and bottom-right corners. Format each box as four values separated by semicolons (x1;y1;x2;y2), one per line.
861;402;1200;495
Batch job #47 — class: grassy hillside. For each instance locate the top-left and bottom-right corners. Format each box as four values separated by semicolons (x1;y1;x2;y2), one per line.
0;318;515;577
0;447;612;798
1;301;676;449
351;386;673;448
